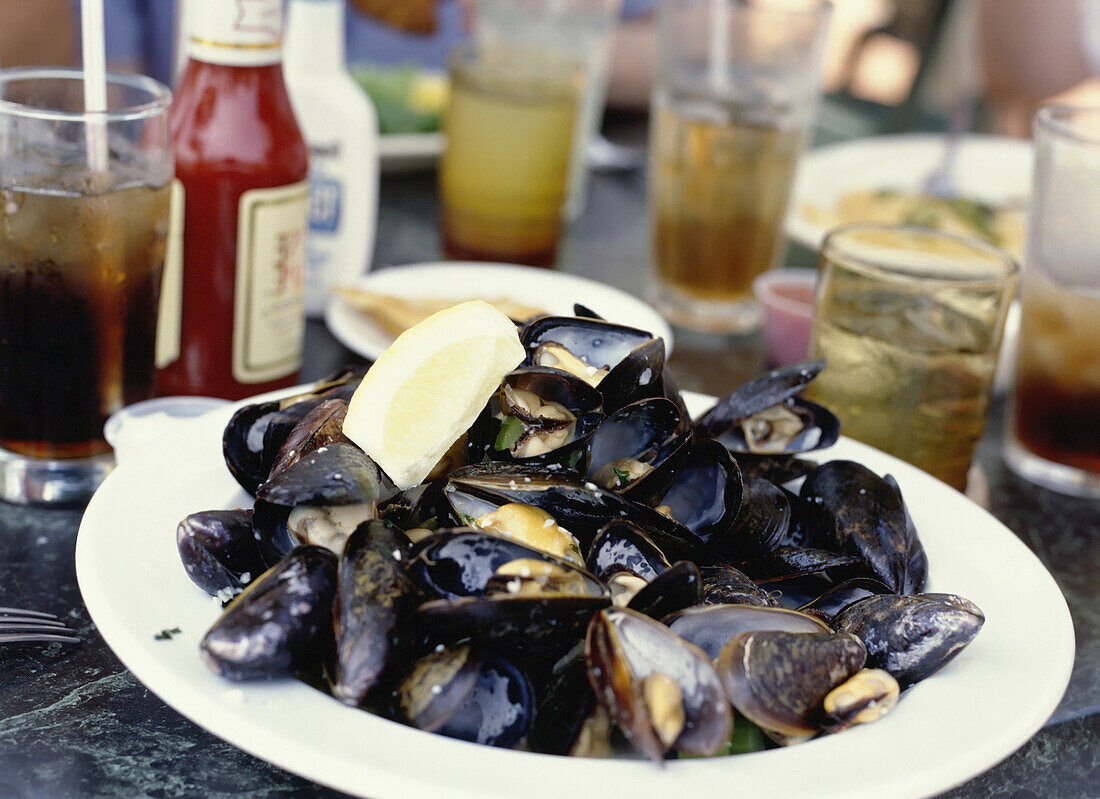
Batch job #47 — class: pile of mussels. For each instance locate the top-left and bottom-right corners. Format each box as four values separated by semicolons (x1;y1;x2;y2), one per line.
177;311;984;762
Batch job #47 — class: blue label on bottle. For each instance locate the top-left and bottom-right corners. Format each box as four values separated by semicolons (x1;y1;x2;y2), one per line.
308;173;341;234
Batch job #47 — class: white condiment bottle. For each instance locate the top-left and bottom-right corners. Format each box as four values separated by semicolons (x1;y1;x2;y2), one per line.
284;0;380;317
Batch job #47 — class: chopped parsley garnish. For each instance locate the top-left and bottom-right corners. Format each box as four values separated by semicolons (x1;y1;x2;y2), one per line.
154;627;181;641
494;415;525;452
613;466;632;487
458;513;478;527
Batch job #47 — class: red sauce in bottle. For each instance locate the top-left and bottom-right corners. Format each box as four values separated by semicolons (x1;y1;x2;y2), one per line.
158;4;309;400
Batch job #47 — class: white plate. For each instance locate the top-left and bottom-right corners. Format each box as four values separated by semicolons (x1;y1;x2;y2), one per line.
325;261;674;361
378;131;445;173
77;391;1073;799
786;133;1034;251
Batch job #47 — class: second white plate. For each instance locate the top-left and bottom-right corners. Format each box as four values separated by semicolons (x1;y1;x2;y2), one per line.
325;261;674;361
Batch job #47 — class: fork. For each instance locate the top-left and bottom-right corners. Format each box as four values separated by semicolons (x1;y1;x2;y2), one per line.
0;607;80;644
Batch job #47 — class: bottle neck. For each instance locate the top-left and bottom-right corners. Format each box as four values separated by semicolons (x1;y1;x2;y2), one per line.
184;0;285;67
285;0;347;74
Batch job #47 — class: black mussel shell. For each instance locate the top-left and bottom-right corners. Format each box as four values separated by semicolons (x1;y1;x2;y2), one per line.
586;608;731;762
776;487;831;550
696;360;826;434
585;398;682;492
659;368;693;435
223;400;282;495
177;508;271;601
716;630;866;741
527;654;607;756
445;462;711;562
712;477;790;561
573;303;604;320
200;546;338;681
665;604;831;660
596;338;666;414
268;398;350;478
744;546;870;609
732;453;818;484
407;528;565;600
398;647;535;748
831;593;984;687
380;479;458;532
493;367;604;467
626;560;701;620
796;577;894;623
801;460;927;594
698;563;777;607
332;520;419;707
715;398;840;456
651;438;743;547
256;441;396;510
586;520;672;583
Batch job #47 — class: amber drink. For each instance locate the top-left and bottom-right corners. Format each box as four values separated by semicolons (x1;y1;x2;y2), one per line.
651;0;830;332
0;68;172;505
804;226;1018;491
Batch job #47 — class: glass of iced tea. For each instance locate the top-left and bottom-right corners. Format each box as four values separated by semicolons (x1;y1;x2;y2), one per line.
1005;105;1100;497
0;68;172;505
803;225;1018;492
440;43;583;267
650;0;831;332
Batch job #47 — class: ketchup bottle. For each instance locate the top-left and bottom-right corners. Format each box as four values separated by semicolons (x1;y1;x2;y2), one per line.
157;0;309;400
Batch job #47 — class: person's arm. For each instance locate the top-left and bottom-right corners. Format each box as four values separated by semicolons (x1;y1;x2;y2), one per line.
0;0;77;67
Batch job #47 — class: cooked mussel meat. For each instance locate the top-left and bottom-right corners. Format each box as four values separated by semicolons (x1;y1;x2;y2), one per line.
586;608;731;762
490;367;603;465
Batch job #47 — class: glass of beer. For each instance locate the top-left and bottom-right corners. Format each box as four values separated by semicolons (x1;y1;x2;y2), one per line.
803;225;1018;492
0;68;172;505
440;44;583;267
650;0;831;332
1005;105;1100;497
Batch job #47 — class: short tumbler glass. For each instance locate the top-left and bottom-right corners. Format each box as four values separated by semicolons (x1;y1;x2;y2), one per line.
0;68;173;505
803;224;1018;492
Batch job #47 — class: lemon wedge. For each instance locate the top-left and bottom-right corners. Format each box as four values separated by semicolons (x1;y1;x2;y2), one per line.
343;300;525;489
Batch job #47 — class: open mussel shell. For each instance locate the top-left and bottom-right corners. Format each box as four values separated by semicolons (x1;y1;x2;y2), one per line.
332;520;419;707
586;608;731;762
585;398;684;495
407;528;569;600
650;438;743;547
695;360;839;455
831;593;985;687
177;508;271;601
796;577;894;623
200;546;338;681
664;605;831;661
253;442;399;559
625;560;701;620
397;646;535;749
801;460;927;594
716;630;866;743
586;520;672;585
446;462;712;562
492;367;604;467
520;316;665;413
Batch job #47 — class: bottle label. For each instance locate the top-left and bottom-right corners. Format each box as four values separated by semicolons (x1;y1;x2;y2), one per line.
188;0;285;66
156;179;186;369
232;181;310;384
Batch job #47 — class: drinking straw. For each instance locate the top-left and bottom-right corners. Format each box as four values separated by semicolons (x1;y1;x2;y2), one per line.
81;0;109;174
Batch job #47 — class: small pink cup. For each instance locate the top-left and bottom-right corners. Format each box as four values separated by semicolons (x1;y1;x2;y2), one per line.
753;268;817;367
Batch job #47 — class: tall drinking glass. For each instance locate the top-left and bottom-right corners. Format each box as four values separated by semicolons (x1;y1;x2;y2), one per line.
0;69;173;505
803;225;1018;492
1005;105;1100;497
651;0;830;332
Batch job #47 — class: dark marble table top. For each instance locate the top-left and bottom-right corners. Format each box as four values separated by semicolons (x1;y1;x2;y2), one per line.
1;164;1097;799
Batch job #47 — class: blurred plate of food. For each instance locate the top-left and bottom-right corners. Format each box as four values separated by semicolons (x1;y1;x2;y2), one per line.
353;63;447;171
786;134;1033;261
325;261;675;361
